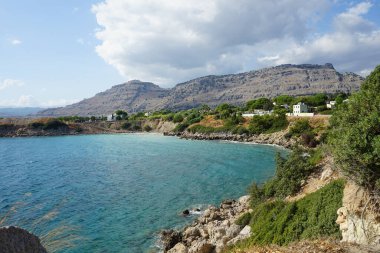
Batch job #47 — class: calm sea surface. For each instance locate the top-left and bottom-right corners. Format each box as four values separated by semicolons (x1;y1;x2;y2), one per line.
0;134;284;253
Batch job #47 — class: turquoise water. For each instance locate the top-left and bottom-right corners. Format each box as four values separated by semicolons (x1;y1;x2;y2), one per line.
0;134;284;253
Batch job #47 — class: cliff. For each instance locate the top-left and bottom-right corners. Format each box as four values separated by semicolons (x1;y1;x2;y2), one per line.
37;63;363;116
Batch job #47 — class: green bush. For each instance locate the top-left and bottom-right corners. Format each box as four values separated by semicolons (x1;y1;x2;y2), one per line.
28;122;44;129
0;124;14;130
248;112;288;135
329;65;380;191
173;123;189;133
173;113;184;123
121;122;131;130
232;126;249;135
288;119;312;137
235;212;252;227
246;180;344;246
43;119;68;130
261;148;316;199
143;125;152;132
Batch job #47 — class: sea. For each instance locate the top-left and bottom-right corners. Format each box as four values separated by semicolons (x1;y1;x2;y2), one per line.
0;133;285;253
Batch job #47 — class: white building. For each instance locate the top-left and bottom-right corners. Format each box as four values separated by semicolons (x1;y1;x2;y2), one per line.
326;101;336;109
107;114;116;121
242;110;272;117
293;102;309;113
286;103;314;117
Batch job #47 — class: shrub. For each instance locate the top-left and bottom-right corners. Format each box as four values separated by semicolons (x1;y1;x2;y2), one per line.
121;122;131;130
301;133;318;148
329;65;380;191
0;124;14;131
28;122;44;129
173;123;189;133
143;125;152;132
262;148;316;199
248;112;288;135
232;126;249;135
173;113;184;123
235;212;252;227
247;180;344;246
288;119;312;137
43;119;67;130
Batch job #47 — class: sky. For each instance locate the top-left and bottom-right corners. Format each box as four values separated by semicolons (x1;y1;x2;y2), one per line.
0;0;379;108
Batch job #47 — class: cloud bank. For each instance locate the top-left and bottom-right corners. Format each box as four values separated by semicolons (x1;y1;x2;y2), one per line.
92;0;380;86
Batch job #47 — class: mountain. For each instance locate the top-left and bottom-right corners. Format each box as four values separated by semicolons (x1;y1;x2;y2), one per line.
38;63;364;116
0;107;44;117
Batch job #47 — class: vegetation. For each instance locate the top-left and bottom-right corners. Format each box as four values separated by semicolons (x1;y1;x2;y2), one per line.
246;98;273;111
245;180;344;246
329;65;380;191
249;148;316;205
42;119;68;130
248;111;288;134
115;110;128;120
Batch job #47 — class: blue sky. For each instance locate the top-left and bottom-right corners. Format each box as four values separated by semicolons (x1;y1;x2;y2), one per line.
0;0;379;108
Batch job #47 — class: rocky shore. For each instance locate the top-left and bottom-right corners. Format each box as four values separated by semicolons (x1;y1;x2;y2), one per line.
165;130;295;149
160;195;252;253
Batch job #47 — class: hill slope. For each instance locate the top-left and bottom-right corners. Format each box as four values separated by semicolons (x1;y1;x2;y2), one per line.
38;63;363;116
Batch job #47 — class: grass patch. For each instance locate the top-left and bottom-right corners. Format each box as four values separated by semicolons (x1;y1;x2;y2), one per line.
229;180;344;251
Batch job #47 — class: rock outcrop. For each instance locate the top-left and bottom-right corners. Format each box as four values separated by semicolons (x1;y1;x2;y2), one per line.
336;181;380;248
162;195;252;253
37;64;363;116
173;129;295;148
0;226;47;253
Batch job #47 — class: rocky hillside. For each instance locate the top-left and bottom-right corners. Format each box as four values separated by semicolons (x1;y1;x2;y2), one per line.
38;63;364;116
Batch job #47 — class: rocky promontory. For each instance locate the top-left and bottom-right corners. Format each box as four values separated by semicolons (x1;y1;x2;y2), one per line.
161;196;252;253
166;129;295;148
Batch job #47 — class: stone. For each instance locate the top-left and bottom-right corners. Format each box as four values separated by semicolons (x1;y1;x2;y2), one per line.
189;239;215;253
184;227;200;239
182;209;190;216
225;224;241;239
0;226;47;253
336;181;380;246
160;229;182;251
168;243;188;253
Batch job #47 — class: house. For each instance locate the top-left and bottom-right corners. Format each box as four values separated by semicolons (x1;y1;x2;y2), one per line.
293;102;309;114
326;101;336;109
286;102;314;117
144;112;152;117
242;109;272;117
107;114;116;121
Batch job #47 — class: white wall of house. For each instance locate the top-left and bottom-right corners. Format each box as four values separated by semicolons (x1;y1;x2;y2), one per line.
293;103;309;114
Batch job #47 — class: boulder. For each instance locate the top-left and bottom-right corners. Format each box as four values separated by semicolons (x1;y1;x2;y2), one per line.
189;239;215;253
160;229;182;252
168;243;188;253
0;226;47;253
182;209;190;216
183;227;201;239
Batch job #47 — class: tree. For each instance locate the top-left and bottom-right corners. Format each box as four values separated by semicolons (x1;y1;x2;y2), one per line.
246;98;273;111
115;110;128;120
329;65;380;191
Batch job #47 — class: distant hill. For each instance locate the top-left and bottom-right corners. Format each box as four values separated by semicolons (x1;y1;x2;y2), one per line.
0;107;44;117
38;63;364;116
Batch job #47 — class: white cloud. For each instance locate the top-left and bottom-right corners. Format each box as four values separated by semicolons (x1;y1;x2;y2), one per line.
256;1;380;75
92;0;329;86
0;95;79;108
0;79;24;91
11;39;22;45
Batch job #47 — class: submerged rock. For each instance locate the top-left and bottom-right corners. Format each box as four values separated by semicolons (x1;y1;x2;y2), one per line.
0;226;47;253
182;209;190;216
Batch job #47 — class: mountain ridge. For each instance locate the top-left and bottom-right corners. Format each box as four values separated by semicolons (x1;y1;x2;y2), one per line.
38;63;364;116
